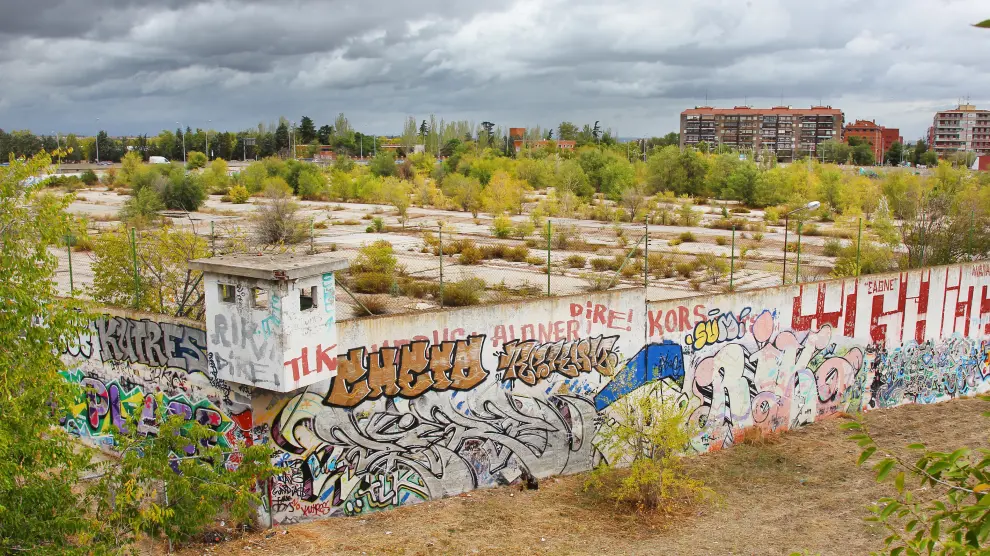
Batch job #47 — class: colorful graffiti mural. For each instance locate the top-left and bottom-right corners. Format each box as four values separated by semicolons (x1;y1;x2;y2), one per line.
60;264;990;527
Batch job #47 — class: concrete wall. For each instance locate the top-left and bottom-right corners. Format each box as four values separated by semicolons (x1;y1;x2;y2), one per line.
60;262;990;527
59;308;254;453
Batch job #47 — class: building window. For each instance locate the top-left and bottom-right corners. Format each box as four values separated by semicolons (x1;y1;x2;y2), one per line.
300;286;317;311
219;284;235;304
252;287;269;310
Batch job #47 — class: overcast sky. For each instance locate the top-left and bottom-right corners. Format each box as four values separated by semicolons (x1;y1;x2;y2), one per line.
0;0;987;140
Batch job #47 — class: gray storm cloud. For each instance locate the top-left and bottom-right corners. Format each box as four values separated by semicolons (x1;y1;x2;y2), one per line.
0;0;987;139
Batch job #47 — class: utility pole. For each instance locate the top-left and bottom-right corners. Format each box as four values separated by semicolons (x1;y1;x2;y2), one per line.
206;119;211;160
95;118;100;164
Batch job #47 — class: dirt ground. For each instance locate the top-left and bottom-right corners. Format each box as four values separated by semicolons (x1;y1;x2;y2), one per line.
167;396;990;556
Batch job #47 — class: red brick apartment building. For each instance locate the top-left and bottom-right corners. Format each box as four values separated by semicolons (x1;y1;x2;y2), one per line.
680;105;843;162
843;120;902;161
927;104;990;158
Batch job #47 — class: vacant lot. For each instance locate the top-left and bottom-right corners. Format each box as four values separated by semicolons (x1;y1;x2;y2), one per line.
172;397;990;556
60;186;844;319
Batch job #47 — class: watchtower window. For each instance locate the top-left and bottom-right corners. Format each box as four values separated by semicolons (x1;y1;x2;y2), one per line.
251;287;269;309
218;284;235;304
300;286;317;311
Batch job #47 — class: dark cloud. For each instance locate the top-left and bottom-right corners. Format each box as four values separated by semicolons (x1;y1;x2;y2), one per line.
0;0;987;139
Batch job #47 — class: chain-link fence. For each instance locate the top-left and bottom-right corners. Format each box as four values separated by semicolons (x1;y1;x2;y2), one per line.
60;197;979;321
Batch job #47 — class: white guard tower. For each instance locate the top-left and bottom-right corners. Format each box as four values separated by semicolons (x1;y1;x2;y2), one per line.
190;253;348;392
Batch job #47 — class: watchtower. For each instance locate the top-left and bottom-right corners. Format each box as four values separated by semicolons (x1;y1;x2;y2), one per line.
189;253;348;392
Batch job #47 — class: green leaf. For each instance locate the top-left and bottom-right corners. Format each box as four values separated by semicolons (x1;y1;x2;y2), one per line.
895;472;905;494
890;547;904;556
907;443;926;450
876;459;896;482
974;19;990;28
880;501;901;519
840;421;863;430
859;446;877;466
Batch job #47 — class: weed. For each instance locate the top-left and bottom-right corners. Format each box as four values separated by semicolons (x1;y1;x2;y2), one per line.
566;254;587;269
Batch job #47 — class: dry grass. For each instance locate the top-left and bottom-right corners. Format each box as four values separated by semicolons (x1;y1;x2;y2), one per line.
168;397;990;556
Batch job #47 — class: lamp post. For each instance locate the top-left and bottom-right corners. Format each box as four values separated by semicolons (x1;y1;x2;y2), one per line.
206;119;211;161
95;118;100;164
782;201;820;284
177;121;186;162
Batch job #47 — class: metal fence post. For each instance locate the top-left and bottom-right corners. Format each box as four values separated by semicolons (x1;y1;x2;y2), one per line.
795;221;802;284
643;220;649;288
310;217;315;254
66;234;74;294
438;223;444;309
546;219;551;297
210;220;216;256
855;217;862;276
130;227;140;308
969;209;975;261
729;225;735;289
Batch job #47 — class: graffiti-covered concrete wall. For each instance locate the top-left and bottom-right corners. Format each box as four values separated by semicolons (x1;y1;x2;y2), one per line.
60;262;990;527
251;288;644;523
59;309;255;453
646;263;990;453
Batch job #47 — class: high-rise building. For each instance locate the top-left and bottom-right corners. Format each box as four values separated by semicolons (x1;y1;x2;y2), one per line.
843;120;902;162
927;104;990;157
680;105;843;162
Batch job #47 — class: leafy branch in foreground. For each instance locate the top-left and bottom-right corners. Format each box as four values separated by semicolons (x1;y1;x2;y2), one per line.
842;395;990;555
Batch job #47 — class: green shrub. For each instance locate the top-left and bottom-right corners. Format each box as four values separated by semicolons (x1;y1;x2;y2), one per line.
678;231;696;243
505;245;530;262
185;151;208;170
591;257;614;272
715;236;728;246
647;252;675;278
458;240;484;265
492;215;513;238
119;187;164;224
223;184;250;203
697;253;729;284
512;220;535;239
160;174;207;211
441;277;486;306
801;223;822;236
823;237;842;257
358;294;390;315
351;272;393;294
566;254;587;268
675;261;695;278
668;238;682;247
730;207;750;214
764;206;781;224
80;169;99;185
353;240;397;275
525;255;545;266
751;232;764;242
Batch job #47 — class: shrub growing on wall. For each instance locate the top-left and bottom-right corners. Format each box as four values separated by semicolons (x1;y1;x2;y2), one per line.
585;381;713;514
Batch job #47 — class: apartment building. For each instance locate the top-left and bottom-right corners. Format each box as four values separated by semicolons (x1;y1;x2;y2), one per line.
843;120;902;161
680;105;844;162
927;104;990;157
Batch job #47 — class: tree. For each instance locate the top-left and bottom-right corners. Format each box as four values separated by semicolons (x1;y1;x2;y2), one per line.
884;141;905;165
92;225;214;319
274;121;289;152
557;122;579;141
843;400;990;555
370;151;398;177
0;152;98;553
317;125;332;145
556;159;594;197
482;171;527;215
298;116;316;144
442;173;483;217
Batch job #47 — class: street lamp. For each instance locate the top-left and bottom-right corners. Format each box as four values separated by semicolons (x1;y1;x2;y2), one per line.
206;120;211;161
176;122;186;162
782;201;821;284
95;118;100;164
